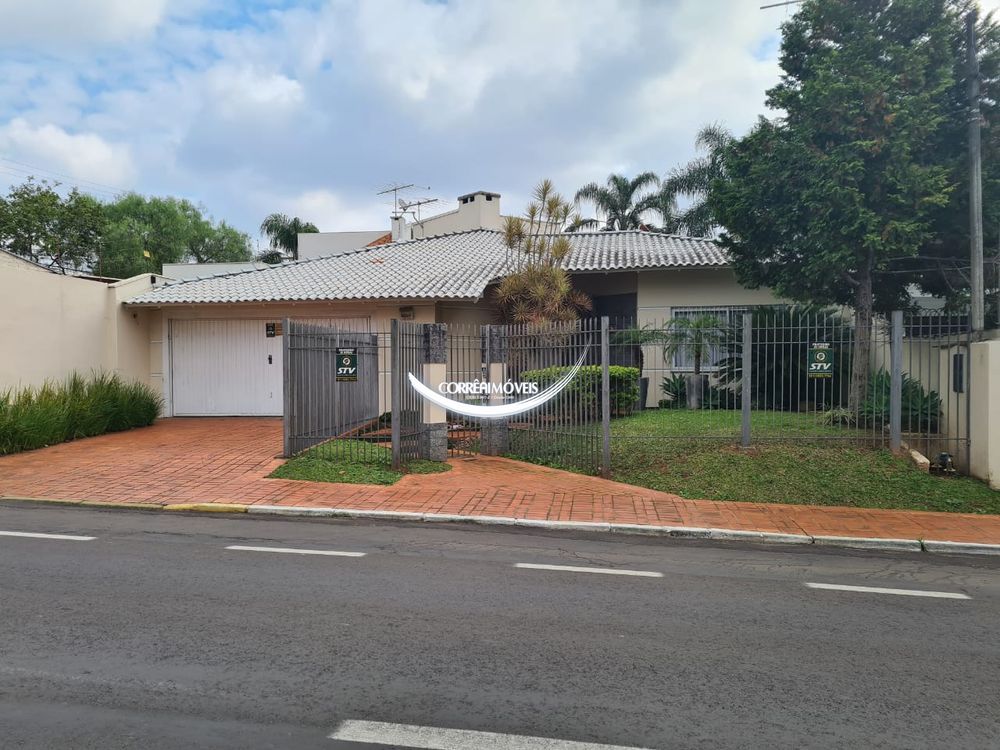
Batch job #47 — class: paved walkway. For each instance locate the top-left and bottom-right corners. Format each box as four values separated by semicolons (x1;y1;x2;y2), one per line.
1;418;999;543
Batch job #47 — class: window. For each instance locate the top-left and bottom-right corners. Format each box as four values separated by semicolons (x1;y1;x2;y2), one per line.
669;306;745;372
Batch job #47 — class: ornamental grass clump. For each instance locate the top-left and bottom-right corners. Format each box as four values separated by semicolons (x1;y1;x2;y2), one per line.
0;372;161;455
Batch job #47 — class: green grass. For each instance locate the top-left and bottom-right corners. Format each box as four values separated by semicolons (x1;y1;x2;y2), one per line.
510;410;999;514
269;440;451;485
0;372;162;455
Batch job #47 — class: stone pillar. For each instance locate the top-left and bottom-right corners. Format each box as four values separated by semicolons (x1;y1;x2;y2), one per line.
480;325;510;456
419;323;448;461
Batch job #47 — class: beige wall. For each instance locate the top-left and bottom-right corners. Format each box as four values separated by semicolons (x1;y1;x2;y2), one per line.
409;192;503;239
0;259;162;392
637;267;780;323
969;339;1000;489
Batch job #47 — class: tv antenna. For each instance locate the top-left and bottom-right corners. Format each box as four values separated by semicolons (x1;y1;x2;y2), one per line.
377;183;431;217
398;196;439;221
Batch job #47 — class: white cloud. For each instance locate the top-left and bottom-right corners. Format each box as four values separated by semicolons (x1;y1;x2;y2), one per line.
202;64;306;121
0;0;787;236
0;118;136;188
276;189;390;232
0;0;170;49
350;0;640;121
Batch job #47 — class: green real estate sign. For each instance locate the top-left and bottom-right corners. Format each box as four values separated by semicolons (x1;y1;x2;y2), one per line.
807;343;833;379
335;348;358;382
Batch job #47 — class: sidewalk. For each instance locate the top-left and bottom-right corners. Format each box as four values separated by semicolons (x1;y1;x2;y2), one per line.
1;418;999;548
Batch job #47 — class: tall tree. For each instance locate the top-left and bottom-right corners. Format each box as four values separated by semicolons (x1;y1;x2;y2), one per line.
101;194;252;277
663;123;734;237
0;179;104;273
648;189;683;234
710;0;971;410
495;180;592;324
574;172;660;230
259;213;319;261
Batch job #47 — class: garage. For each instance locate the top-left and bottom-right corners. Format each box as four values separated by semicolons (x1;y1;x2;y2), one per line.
170;319;284;416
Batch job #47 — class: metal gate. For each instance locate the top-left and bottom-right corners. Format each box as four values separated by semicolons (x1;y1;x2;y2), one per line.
390;320;427;468
489;318;606;474
282;319;381;458
390;319;608;474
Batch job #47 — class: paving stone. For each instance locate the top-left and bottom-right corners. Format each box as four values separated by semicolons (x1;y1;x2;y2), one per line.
2;418;998;545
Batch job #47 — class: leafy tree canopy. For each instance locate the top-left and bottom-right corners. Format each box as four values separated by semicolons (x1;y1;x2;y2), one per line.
708;0;994;406
0;179;253;277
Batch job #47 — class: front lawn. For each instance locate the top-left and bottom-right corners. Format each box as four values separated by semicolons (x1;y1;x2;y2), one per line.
514;410;999;514
269;440;451;485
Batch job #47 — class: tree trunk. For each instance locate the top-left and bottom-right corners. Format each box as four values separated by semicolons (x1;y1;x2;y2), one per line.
848;259;874;414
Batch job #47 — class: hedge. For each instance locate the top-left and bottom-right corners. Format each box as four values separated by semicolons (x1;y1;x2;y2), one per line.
520;364;640;419
0;372;162;455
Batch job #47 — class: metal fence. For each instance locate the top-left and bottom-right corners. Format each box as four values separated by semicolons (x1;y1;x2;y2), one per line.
281;307;974;478
492;317;604;474
605;306;972;471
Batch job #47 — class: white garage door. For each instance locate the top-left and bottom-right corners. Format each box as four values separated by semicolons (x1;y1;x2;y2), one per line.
171;320;284;416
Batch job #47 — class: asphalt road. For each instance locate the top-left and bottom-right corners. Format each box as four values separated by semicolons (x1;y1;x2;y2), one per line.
0;502;998;750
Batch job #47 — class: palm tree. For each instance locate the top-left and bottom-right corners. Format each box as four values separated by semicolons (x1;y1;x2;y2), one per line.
664;123;733;237
573;172;660;231
648;188;683;234
660;314;728;408
259;213;319;261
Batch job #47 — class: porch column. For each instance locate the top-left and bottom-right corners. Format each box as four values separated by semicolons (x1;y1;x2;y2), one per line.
419;323;448;462
480;325;509;456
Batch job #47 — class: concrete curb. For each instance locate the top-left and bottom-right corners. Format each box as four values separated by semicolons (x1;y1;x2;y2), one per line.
3;495;1000;556
812;535;923;553
921;540;1000;555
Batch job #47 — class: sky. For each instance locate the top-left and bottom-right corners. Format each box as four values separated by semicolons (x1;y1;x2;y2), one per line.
1;0;997;248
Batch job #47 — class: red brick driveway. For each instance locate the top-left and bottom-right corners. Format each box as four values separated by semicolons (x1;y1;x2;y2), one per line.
1;418;999;543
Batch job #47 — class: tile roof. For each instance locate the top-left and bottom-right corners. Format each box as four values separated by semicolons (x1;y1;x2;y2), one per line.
125;229;728;306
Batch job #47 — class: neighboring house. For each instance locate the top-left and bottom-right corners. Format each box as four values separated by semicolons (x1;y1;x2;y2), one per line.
297;190;507;260
162;261;280;281
124;229;780;417
297;230;390;260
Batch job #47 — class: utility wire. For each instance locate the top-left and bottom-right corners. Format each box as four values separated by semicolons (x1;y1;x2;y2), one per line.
0;155;130;196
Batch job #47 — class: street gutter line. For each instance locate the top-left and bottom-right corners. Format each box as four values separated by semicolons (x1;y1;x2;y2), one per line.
805;582;971;599
225;545;366;557
328;719;654;749
0;530;95;541
514;563;663;578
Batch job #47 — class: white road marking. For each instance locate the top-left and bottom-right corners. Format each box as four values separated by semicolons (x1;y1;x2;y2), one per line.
514;562;663;578
328;720;654;749
0;530;95;541
805;582;970;600
225;545;365;557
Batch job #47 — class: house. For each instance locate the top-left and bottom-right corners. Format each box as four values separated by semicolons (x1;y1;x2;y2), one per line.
296;190;506;260
124;228;780;417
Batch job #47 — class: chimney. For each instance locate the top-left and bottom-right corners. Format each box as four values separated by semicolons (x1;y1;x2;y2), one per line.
391;214;411;242
455;191;501;231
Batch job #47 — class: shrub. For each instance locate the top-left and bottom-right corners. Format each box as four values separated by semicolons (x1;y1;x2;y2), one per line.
716;305;852;411
521;364;640;419
0;372;161;455
659;374;687;409
860;369;941;433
